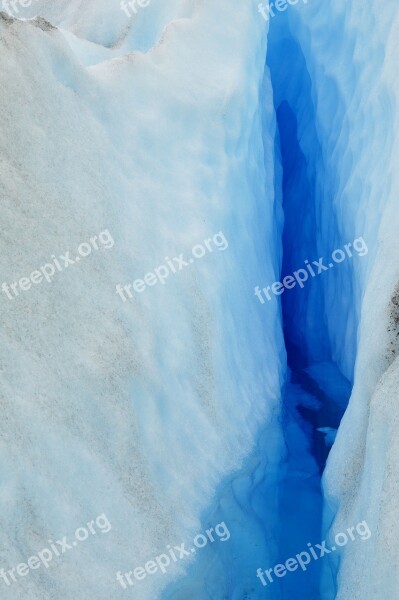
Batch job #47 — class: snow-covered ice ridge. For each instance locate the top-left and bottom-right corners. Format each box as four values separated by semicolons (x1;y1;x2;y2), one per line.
0;0;398;599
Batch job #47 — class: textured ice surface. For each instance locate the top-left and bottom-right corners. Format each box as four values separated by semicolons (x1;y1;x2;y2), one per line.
267;0;399;596
1;0;399;598
0;3;286;599
289;1;399;598
322;21;399;600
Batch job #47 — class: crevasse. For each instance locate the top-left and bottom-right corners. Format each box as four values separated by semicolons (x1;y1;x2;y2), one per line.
163;4;376;599
266;10;355;599
2;2;399;600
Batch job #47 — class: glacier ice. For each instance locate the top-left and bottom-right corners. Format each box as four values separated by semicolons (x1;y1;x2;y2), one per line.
0;0;399;599
0;3;284;599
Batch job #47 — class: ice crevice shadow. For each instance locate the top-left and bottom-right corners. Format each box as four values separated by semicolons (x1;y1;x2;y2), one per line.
266;14;355;599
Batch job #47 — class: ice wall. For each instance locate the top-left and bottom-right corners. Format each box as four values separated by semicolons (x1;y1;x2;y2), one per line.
323;9;399;599
0;2;286;599
285;1;399;597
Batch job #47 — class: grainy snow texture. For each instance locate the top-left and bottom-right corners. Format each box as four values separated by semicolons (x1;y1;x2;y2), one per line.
0;2;284;599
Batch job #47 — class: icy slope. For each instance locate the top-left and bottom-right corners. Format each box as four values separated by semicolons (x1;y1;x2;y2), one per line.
323;10;399;597
0;3;285;599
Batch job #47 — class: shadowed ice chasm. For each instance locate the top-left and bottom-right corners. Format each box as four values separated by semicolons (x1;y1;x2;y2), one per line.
163;16;354;600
